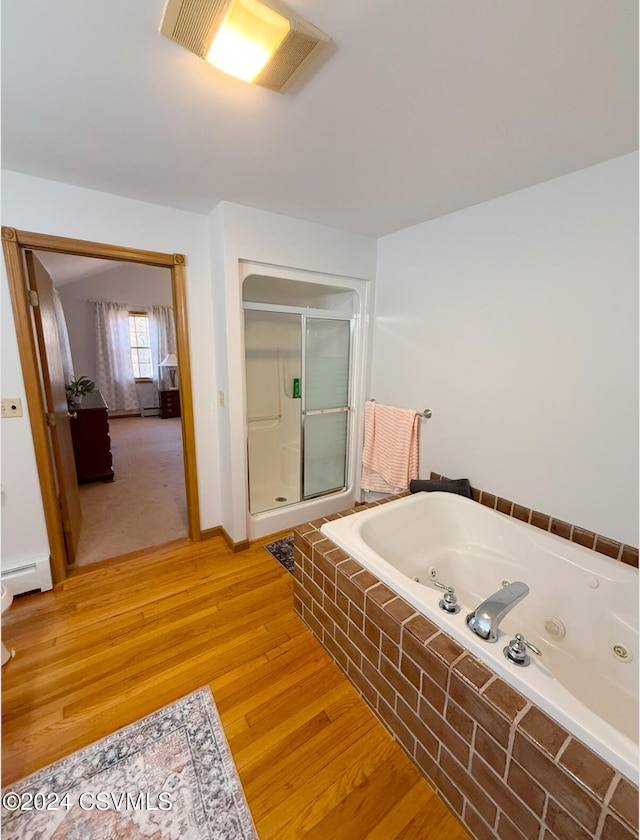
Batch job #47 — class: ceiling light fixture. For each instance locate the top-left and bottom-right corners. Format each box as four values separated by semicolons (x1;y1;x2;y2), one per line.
159;0;330;93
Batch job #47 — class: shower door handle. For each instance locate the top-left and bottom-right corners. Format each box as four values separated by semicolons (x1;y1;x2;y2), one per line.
302;406;350;416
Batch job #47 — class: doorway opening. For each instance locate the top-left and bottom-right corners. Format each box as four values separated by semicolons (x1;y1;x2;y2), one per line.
2;227;201;585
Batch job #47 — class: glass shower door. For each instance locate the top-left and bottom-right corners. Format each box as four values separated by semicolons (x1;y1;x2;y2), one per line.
302;318;351;499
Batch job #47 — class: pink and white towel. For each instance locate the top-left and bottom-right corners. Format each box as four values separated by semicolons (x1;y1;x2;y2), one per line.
361;401;419;494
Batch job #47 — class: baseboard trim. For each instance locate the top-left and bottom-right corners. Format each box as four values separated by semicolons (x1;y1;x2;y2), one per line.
221;527;250;553
200;526;223;541
200;525;250;553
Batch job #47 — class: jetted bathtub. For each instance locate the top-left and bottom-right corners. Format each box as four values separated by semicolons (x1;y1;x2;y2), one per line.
320;492;638;783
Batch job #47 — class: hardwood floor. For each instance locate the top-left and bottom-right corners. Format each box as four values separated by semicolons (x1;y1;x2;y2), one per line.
1;535;471;839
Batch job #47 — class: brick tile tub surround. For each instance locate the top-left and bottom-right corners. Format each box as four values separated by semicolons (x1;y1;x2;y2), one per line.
293;500;639;840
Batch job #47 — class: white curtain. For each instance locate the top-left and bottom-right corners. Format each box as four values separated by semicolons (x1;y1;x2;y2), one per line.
94;301;139;413
150;305;177;392
52;288;74;386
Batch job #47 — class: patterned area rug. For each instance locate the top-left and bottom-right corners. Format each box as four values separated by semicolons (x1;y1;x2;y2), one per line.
1;687;258;840
264;535;294;574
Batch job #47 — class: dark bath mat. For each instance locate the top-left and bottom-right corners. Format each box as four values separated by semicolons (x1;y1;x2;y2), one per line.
264;534;294;574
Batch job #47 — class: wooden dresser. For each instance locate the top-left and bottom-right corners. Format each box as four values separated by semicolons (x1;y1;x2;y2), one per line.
69;390;114;482
159;389;181;419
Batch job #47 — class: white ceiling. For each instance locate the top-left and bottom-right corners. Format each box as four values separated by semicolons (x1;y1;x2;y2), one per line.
2;0;637;238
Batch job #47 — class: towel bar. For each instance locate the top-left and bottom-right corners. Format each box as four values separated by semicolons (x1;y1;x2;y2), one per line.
369;399;432;419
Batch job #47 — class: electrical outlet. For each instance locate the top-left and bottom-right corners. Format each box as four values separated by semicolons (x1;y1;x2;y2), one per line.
1;398;23;418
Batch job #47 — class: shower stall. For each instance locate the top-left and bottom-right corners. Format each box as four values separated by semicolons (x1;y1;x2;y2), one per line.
242;267;365;531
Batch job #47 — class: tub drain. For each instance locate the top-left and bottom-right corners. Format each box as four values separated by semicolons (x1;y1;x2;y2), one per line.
612;644;632;662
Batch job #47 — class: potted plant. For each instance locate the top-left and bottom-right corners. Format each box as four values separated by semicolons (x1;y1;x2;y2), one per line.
66;375;95;408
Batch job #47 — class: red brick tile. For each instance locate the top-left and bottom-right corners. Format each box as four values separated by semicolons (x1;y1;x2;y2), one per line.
506;759;546;816
427;632;465;667
380;655;418;710
496;497;513;515
559;739;615;801
325;598;348;633
531;510;551;531
315;550;339;580
496;813;533;840
420;671;446;714
368;582;397;606
377;696;416;754
440;747;498;826
348;622;379;665
380;632;400;667
362;658;396;707
367;598;401;643
384;596;416;623
545;798;592;840
349;603;364;630
518;707;569;758
323;578;335;601
449;673;510;747
601;814;637;840
324;546;351;565
620;545;639;568
334;626;362;670
304;609;323;640
453;654;493;690
609;777;639;832
482;679;527;723
307;530;331;549
336;569;365;610
464;804;497;840
471;754;541;839
572;527;596;550
512;732;601;832
363;617;381;647
400;653;421;689
480;492;497;508
312;600;335;638
594;535;622;559
549;518;572;539
474;727;507;777
396;696;439;758
351;569;379;591
404;613;439;643
339;557;364;577
446;698;474;743
323;632;348;671
512;504;530;522
295;580;313;611
347;661;378;708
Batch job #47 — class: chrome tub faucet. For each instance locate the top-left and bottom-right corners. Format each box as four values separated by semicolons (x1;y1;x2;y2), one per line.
466;581;529;642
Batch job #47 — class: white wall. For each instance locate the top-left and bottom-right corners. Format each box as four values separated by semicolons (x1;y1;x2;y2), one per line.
210;202;378;542
1;171;219;574
373;153;638;545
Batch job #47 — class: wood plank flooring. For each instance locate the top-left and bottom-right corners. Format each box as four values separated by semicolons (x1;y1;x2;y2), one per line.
1;535;471;839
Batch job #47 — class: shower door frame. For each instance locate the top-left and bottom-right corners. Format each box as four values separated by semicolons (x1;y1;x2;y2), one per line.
243;302;355;514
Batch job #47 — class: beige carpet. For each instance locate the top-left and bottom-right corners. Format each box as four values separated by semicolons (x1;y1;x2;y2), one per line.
74;417;188;567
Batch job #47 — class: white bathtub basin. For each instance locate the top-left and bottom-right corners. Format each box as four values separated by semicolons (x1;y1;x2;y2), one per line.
321;492;639;783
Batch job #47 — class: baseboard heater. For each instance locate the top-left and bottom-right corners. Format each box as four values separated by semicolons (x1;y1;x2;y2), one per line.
2;555;53;596
142;406;160;417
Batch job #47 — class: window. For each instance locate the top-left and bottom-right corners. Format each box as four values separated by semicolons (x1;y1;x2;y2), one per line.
128;312;153;380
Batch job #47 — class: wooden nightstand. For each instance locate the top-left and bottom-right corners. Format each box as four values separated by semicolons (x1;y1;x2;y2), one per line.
70;390;114;482
159;389;181;418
